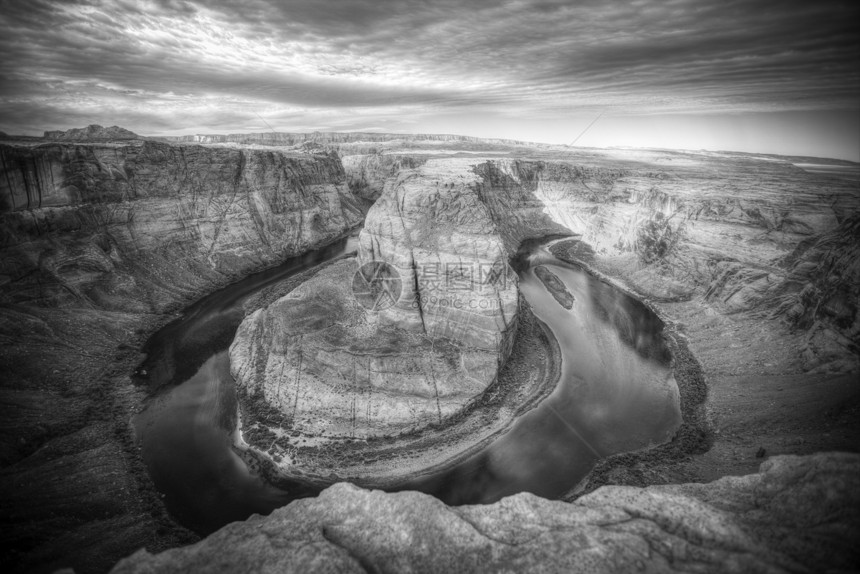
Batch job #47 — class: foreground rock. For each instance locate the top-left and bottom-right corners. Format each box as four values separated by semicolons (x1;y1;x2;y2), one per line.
112;452;860;573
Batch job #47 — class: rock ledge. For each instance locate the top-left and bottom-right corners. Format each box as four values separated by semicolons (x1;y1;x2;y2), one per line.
112;452;860;573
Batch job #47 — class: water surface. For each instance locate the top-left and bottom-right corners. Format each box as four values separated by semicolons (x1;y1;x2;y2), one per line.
403;245;680;503
133;237;681;533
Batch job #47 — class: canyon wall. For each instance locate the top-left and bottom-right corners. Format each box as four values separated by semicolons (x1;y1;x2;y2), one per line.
470;157;859;372
0;140;364;573
340;154;427;201
112;452;860;574
229;151;858;484
228;159;521;463
159;130;542;149
0;141;364;310
358;159;519;353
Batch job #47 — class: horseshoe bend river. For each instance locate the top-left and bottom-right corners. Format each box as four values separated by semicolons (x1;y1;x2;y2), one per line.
132;234;682;535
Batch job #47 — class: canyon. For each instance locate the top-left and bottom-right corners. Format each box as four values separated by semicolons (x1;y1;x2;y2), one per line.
0;127;858;573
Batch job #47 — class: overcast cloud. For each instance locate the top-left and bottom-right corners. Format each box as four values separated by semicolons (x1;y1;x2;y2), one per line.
0;0;858;158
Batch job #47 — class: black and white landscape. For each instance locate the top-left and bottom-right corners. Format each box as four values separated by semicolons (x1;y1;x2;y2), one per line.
1;1;858;573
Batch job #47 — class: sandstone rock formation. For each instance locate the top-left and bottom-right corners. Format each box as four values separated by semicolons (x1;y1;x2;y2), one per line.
43;124;142;141
160;130;541;149
0;141;364;300
340;153;427;201
230;258;502;440
228;146;857;511
228;159;522;478
359;159;518;352
0;137;364;573
764;212;860;372
111;452;860;573
469;154;859;372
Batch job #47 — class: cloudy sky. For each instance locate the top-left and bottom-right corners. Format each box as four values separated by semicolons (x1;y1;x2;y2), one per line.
1;0;858;159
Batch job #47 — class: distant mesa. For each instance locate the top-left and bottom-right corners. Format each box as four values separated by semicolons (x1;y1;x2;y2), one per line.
43;124;142;141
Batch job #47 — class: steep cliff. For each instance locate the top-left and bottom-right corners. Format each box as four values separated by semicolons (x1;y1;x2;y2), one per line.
42;125;143;141
471;156;859;372
159;130;542;149
464;152;859;490
226;148;858;492
0;141;364;309
358;159;518;352
340;153;427;201
228;158;525;482
0;139;364;573
111;452;860;574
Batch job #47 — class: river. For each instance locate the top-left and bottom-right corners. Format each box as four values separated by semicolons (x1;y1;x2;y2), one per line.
133;234;681;534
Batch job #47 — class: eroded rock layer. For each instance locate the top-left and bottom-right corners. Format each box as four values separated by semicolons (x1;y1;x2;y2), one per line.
230;259;499;439
230;159;521;465
471;156;860;372
0;138;364;573
112;453;860;574
358;160;519;353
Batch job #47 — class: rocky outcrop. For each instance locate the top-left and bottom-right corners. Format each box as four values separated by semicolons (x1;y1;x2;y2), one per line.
230;259;500;440
472;156;860;371
43;125;142;141
359;159;518;352
764;213;860;371
0;139;364;573
160;131;540;148
340;154;427;201
534;265;574;309
228;159;523;479
111;452;860;573
227;148;859;490
0;141;365;305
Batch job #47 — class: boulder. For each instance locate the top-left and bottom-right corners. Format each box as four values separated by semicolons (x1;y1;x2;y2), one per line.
111;453;860;574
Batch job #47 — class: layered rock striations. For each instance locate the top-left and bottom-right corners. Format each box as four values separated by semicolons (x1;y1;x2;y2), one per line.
340;153;427;201
0;138;364;573
160;130;542;149
229;159;522;476
471;155;859;371
0;141;364;307
227;149;859;487
230;258;508;440
465;152;859;489
43;124;143;142
358;160;518;352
